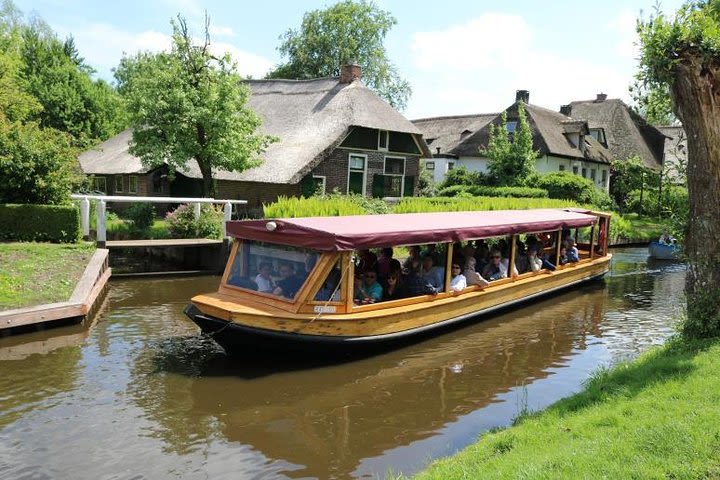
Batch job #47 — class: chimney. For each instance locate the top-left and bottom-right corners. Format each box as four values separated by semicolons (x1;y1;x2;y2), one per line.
515;89;530;104
560;104;572;116
595;92;607;102
339;63;361;83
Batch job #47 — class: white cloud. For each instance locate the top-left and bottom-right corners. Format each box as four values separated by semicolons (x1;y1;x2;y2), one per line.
405;13;634;119
60;22;272;81
607;9;639;60
209;24;235;37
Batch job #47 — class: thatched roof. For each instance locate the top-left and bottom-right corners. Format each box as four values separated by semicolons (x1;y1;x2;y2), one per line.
79;77;429;184
567;98;665;170
449;102;611;164
411;113;498;156
656;125;686;181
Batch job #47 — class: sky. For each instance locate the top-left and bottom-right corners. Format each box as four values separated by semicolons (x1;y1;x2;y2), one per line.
14;0;686;119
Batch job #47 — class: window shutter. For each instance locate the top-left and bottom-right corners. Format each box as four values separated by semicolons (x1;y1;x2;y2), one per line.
372;174;386;198
403;176;415;196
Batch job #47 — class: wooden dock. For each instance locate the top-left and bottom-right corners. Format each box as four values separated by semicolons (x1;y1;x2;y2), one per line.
0;249;111;331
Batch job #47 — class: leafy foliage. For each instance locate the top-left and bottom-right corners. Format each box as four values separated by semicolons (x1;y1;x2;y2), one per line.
438;165;491;189
0;203;80;242
609;156;660;212
115;15;275;197
264;191;390;218
480;104;538;186
532;172;615;210
267;0;411;110
629;78;675;125
123;202;156;232
416;163;436;197
165;203;223;239
437;185;549;199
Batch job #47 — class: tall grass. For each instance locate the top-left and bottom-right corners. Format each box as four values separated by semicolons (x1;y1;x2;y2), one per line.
393;196;589;213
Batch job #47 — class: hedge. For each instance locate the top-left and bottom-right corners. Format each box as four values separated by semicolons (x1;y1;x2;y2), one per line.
436;185;549;198
0;204;80;243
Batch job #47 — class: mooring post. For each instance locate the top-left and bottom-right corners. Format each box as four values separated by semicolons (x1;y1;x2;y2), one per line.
97;199;106;248
223;202;232;239
80;196;90;240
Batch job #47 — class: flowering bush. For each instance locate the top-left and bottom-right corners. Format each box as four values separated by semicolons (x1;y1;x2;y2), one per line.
165;204;223;239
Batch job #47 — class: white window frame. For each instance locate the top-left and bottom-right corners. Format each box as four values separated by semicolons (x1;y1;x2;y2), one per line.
128;175;138;194
383;155;406;197
447;161;455;171
346;153;368;195
93;176;107;194
590;168;597;182
425;161;435;170
601;169;608;185
506;121;518;134
378;130;389;151
115;175;124;193
312;175;326;194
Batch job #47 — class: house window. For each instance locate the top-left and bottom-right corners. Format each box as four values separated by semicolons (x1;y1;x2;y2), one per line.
115;175;124;193
382;156;406;197
92;176;107;194
590;169;597;182
347;154;367;195
312;175;326;194
589;128;606;144
378;130;389;151
558;165;566;172
128;175;138;194
506;121;517;134
581;167;587;178
572;166;579;175
601;169;608;184
448;161;455;170
425;161;435;170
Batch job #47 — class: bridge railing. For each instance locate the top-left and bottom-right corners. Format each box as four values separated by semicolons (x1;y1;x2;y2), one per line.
70;194;248;247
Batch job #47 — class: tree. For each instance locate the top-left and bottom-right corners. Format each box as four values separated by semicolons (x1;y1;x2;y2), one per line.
629;78;676;125
267;0;411;110
609;156;660;212
115;16;275;197
637;0;720;337
481;103;538;186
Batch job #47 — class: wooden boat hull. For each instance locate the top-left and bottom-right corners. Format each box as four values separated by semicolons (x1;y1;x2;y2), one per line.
186;257;610;353
648;241;679;260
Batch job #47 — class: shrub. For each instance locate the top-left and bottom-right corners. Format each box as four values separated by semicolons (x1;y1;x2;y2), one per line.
393;196;588;213
264;192;389;218
124;202;156;231
437;185;548;198
166;204;223;239
0;204;80;243
533;172;615;209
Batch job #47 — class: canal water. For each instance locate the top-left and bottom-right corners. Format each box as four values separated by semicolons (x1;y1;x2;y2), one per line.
0;248;686;480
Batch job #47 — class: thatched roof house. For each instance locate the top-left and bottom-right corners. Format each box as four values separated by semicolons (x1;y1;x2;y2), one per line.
565;95;666;170
79;64;430;212
656;125;686;182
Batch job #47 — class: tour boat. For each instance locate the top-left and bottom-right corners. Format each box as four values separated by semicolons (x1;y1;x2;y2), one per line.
184;208;612;352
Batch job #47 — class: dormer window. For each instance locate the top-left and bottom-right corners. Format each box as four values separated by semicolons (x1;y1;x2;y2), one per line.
460;129;472;139
506;121;517;134
378;130;389;151
589;128;606;145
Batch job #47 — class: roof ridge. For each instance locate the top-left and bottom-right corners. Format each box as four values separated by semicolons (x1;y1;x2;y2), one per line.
245;76;339;84
411;112;499;122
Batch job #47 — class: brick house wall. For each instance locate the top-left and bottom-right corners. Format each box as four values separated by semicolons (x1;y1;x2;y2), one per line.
310;147;420;197
217;180;302;217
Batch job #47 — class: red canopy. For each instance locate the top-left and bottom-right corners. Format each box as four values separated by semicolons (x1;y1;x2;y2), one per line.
226;209;598;251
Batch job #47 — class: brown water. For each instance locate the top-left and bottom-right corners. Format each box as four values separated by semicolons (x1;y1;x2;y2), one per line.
0;248;686;480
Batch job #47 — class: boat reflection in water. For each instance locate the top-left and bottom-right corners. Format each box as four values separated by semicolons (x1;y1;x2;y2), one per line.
133;284;609;478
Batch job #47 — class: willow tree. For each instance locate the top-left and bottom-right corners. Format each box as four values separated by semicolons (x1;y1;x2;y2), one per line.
115;16;274;197
637;0;720;337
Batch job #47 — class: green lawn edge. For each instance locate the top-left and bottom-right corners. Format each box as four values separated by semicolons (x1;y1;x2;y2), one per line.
402;337;720;479
0;242;96;310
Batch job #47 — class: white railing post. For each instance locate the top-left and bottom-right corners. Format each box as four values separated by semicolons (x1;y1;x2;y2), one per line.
193;202;201;220
80;196;90;239
223;202;232;239
96;199;107;248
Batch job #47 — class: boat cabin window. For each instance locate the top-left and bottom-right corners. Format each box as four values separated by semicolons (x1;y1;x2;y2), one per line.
314;260;344;303
226;240;319;301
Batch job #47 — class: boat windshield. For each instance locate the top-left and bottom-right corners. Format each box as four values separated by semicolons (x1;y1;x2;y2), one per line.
226;240;319;301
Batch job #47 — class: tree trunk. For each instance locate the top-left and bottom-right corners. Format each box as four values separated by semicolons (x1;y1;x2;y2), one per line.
670;54;720;336
197;159;216;198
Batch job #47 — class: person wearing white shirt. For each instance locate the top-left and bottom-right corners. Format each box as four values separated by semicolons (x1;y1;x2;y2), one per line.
254;261;275;293
449;262;467;292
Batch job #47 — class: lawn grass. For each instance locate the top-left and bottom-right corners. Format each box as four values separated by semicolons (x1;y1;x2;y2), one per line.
623;213;667;242
0;242;95;310
406;337;720;479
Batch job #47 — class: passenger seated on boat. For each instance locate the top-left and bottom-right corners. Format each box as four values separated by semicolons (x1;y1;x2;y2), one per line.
273;262;304;298
421;254;445;292
423;244;442;265
382;271;406;301
302;253;318;279
514;240;529;273
316;267;342;301
559;246;569;265
482;249;508;281
377;247;394;281
402;245;421;273
449;263;467;292
357;249;378;275
403;259;438;297
354;270;383;304
464;257;490;287
527;245;543;272
254;262;276;293
565;239;580;263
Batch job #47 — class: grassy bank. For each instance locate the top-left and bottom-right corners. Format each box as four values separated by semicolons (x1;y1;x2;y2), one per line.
0;242;95;310
406;337;720;479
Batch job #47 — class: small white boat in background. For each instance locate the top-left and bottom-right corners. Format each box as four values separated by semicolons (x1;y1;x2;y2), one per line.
648;241;679;260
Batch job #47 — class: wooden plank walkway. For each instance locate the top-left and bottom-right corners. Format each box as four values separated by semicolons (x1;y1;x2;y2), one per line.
106;239;223;248
0;249;111;331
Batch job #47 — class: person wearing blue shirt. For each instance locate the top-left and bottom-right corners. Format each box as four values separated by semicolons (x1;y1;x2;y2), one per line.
421;254;445;292
355;270;383;303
